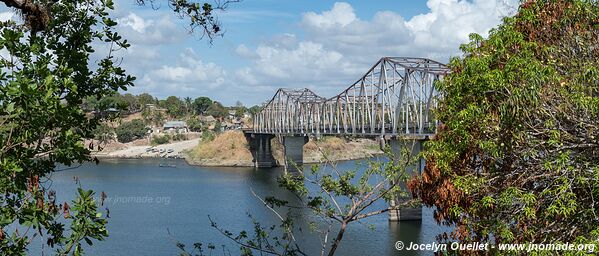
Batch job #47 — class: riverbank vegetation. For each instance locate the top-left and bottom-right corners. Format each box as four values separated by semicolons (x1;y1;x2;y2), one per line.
410;0;598;251
0;0;236;253
0;0;133;253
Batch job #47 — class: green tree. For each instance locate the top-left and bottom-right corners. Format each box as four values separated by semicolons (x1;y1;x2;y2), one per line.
121;93;139;112
410;0;599;249
165;96;184;117
93;123;115;144
184;144;421;256
0;0;134;253
234;100;247;117
193;96;213;114
115;119;148;143
205;101;227;118
184;96;193;116
82;95;99;111
137;93;156;108
187;117;202;132
248;105;261;116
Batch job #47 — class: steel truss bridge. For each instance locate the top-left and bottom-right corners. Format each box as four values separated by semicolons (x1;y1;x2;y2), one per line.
252;57;450;138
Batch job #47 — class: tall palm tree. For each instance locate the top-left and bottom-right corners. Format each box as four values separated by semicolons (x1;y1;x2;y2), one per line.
184;97;193;117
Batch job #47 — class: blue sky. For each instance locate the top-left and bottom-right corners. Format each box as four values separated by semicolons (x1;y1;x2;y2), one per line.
0;0;519;106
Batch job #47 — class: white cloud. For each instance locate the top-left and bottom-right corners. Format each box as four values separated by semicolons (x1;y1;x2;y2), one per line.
302;2;356;29
136;48;227;97
118;13;153;33
117;13;185;45
231;0;519;101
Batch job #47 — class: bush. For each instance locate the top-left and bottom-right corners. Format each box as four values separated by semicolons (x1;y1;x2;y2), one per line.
93;123;114;142
201;130;215;142
172;133;187;141
152;135;170;145
115;119;147;143
187;117;202;132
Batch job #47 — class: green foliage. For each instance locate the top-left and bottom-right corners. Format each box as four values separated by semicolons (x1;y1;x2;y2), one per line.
93;123;115;143
0;0;134;253
115;119;147;143
187;117;203;132
191;143;421;256
205;101;227;118
172;133;187;141
152;135;170;145
193;96;213;115
201;130;215;142
213;121;222;131
412;0;599;246
165;96;184;117
59;188;108;255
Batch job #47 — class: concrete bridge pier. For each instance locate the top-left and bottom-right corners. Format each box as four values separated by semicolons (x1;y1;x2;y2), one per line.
245;133;277;168
282;135;309;172
387;139;424;221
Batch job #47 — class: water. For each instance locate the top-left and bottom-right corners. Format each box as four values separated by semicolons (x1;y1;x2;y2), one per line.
30;158;446;255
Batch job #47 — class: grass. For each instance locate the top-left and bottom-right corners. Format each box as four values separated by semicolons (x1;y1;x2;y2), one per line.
189;130;251;162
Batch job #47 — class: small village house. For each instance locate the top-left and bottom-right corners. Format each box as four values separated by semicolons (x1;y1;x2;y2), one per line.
163;121;188;133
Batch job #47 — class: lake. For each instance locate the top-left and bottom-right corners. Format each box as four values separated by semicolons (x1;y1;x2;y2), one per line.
31;158;446;255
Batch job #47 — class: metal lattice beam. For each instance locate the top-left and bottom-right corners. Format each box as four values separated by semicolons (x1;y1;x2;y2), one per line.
253;57;450;137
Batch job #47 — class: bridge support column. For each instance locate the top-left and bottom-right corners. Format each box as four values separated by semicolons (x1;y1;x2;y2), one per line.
245;133;277;168
387;139;423;221
283;136;308;172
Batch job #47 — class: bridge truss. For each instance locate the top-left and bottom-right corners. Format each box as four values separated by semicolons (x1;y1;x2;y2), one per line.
253;57;450;137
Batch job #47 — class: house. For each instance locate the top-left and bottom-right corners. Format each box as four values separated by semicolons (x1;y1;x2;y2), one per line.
232;118;244;129
228;110;236;120
163;121;188;133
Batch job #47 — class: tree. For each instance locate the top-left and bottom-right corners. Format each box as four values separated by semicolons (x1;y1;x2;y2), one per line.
121;93;139;112
165;96;184;117
234;100;247;117
93;123;115;144
137;93;156;108
184;144;421;256
205;101;227;118
184;96;193;116
135;0;239;43
82;95;99;111
187;117;202;132
115;119;148;143
409;0;599;250
193;96;213;114
248;105;261;116
0;0;134;253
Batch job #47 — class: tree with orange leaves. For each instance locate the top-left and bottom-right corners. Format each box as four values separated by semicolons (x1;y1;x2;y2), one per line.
409;0;598;253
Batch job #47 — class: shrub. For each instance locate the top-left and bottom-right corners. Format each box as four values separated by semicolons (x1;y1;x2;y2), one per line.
115;119;147;143
152;135;170;145
201;130;215;142
172;133;187;141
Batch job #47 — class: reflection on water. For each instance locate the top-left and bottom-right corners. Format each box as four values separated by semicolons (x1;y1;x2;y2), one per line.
30;158;447;255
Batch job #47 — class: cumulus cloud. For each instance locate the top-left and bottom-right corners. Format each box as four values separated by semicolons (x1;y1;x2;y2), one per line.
117;12;185;45
231;0;519;100
135;48;227;97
